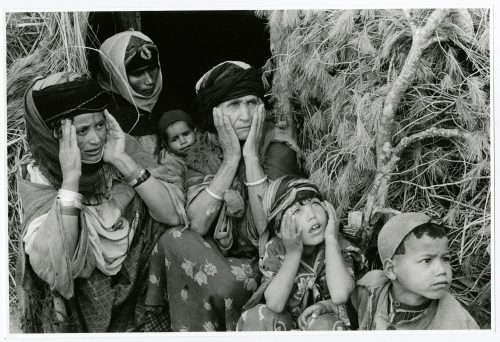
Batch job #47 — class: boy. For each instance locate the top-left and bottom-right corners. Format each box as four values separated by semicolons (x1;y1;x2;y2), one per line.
300;212;479;330
237;176;360;331
157;109;196;163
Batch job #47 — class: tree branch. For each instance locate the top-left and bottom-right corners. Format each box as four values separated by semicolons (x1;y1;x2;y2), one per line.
376;9;452;167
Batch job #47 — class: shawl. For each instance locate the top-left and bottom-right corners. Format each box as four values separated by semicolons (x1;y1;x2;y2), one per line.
98;31;163;114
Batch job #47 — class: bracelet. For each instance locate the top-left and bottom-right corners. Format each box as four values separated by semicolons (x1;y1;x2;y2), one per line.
131;169;151;188
60;206;80;216
244;175;268;187
57;189;83;209
123;165;143;184
205;187;223;201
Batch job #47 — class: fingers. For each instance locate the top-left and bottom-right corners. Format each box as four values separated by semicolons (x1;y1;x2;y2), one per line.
60;119;71;145
104;109;123;135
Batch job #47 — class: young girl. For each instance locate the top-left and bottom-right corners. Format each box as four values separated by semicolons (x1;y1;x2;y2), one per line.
237;176;359;331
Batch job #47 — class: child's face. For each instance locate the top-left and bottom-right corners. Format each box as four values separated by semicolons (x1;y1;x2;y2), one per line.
390;234;452;305
286;198;328;246
164;121;195;157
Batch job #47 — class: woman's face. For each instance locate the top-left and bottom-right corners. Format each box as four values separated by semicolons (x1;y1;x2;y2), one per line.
72;112;107;162
127;65;159;96
218;95;262;140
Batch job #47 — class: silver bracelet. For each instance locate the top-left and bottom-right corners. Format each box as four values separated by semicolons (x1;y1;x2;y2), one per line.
205;187;223;201
244;175;268;187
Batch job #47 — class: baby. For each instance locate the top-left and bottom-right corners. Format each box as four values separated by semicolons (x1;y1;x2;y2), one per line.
237;176;360;331
300;212;479;330
157;109;196;163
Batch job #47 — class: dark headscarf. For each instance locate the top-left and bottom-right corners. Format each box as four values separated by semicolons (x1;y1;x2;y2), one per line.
24;72;115;198
124;35;159;73
194;61;265;133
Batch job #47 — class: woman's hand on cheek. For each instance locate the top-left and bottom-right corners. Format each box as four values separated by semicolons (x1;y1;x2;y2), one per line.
58;119;81;181
213;107;241;164
280;212;303;256
103;110;126;164
322;201;339;242
242;103;264;159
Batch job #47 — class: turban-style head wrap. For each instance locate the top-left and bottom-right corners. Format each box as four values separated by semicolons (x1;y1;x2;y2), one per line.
24;71;115;196
263;175;323;235
194;61;265;133
98;30;163;113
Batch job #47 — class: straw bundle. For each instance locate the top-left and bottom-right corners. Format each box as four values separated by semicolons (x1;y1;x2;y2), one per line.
263;9;490;327
7;12;90;306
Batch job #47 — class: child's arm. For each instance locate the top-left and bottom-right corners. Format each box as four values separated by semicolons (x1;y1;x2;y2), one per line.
264;212;303;313
322;201;355;304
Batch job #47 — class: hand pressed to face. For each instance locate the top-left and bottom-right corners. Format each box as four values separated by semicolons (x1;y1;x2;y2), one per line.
103;110;126;163
127;65;159;96
387;234;452;306
242;103;265;158
71;112;107;163
321;201;340;241
286;198;328;247
58;119;82;179
218;95;262;141
278;211;303;255
213;107;241;162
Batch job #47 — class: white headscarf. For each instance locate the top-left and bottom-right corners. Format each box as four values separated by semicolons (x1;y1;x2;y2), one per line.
98;30;163;113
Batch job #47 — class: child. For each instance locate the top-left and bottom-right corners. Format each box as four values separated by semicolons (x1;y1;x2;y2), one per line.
300;212;479;330
157;109;196;163
237;176;360;331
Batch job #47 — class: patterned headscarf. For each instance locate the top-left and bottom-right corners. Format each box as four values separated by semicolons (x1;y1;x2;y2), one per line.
98;30;163;113
194;61;264;133
262;175;323;234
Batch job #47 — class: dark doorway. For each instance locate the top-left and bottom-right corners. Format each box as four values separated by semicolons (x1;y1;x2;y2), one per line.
87;11;271;112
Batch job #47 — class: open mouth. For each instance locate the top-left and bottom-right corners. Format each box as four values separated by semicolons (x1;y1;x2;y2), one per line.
310;223;322;234
86;148;102;156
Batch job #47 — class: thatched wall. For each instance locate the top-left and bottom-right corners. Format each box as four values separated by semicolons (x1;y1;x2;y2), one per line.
263;9;490;327
7;10;491;328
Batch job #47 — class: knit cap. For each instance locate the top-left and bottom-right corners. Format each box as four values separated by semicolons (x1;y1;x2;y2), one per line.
377;212;431;263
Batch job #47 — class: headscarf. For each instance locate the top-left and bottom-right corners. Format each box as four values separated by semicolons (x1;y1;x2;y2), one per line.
24;72;116;198
194;61;265;133
262;175;322;239
98;30;163;113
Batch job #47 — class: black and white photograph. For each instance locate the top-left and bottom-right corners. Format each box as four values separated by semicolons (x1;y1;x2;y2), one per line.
2;0;495;340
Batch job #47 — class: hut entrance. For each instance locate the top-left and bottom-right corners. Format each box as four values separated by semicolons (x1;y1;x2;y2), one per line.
87;11;271;112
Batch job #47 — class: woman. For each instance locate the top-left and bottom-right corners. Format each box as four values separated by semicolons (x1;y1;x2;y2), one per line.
16;72;186;332
97;30;183;155
145;61;302;331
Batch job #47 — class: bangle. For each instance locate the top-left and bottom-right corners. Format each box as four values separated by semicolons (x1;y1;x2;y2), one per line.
205;187;223;201
244;175;268;187
57;189;83;209
61;206;80;216
131;169;151;188
123;165;143;184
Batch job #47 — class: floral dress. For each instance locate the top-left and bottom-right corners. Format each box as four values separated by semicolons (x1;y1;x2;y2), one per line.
236;237;356;331
145;123;302;331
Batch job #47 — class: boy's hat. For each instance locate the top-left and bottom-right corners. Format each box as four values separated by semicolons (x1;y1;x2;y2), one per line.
157;109;193;135
377;212;431;263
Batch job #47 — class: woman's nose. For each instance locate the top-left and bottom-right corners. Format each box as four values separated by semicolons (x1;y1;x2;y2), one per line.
88;129;101;144
240;104;251;121
303;205;316;221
